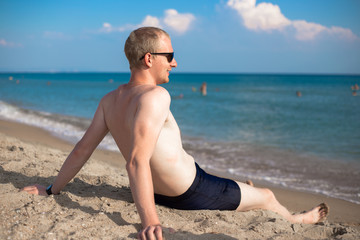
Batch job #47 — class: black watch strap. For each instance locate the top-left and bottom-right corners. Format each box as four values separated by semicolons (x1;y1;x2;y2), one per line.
46;184;53;195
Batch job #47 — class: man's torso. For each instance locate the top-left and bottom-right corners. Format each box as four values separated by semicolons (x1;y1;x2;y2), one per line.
101;84;196;196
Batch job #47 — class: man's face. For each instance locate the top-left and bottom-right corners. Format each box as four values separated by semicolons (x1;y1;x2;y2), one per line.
151;35;177;85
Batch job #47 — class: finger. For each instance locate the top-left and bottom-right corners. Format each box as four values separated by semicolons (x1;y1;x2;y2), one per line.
21;185;44;195
21;187;37;194
154;226;163;240
146;226;156;240
26;189;38;195
138;229;146;240
21;185;36;191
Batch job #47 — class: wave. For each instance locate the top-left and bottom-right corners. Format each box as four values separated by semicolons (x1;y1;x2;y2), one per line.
0;100;119;152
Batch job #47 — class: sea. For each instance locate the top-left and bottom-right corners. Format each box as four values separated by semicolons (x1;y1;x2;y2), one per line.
1;73;359;204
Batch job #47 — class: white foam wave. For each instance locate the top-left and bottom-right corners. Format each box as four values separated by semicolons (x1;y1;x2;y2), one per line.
0;101;119;152
206;163;360;205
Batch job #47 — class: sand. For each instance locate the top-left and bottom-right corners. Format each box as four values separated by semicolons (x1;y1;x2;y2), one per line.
1;119;359;239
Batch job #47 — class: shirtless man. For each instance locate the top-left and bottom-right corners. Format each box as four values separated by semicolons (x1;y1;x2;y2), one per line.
22;27;328;240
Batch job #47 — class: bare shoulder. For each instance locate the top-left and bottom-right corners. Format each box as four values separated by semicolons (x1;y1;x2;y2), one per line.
140;85;171;107
143;85;170;97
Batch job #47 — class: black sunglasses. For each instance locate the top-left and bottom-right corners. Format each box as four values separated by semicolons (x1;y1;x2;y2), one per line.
139;52;174;63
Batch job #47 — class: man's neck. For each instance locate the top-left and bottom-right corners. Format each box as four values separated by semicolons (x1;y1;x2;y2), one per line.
128;69;157;87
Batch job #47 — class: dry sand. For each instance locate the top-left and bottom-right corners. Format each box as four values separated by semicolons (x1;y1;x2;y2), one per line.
1;119;359;239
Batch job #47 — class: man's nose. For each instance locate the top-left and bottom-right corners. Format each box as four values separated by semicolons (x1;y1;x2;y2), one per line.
171;58;177;68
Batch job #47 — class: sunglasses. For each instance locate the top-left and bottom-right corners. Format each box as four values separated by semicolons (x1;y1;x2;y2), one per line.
140;52;174;63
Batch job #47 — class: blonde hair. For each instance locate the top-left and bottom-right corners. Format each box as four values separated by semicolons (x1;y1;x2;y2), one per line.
124;27;170;69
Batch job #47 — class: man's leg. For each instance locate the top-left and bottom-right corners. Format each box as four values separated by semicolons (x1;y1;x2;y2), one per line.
235;182;329;224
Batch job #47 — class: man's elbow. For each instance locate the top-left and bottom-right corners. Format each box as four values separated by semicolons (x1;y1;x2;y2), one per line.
126;160;138;173
72;142;91;159
126;159;148;175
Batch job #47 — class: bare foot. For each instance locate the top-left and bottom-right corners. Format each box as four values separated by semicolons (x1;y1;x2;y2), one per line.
294;203;329;224
245;180;254;187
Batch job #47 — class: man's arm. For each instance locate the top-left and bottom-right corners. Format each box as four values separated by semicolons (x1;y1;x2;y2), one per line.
22;98;109;195
126;87;170;234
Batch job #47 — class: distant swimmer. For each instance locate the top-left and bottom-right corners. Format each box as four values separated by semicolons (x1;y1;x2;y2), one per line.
351;84;359;91
200;82;207;96
173;93;184;99
350;84;359;96
296;91;302;97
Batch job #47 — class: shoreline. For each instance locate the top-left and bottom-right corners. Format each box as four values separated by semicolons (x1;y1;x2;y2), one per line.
0;119;360;239
1;118;359;224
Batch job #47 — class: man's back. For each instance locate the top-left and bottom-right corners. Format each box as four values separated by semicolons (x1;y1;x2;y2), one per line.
101;83;196;196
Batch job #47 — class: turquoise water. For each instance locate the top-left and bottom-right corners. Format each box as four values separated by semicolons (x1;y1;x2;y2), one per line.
1;73;359;203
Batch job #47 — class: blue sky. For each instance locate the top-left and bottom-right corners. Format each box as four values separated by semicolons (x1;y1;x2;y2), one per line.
1;0;359;74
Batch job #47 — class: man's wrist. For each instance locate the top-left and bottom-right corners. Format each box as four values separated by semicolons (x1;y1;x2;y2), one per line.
143;221;161;229
46;184;59;195
46;184;53;195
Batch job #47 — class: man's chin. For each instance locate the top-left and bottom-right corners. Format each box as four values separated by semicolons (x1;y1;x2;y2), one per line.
159;78;169;85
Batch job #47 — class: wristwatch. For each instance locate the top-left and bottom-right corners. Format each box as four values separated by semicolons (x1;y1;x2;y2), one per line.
46;184;54;195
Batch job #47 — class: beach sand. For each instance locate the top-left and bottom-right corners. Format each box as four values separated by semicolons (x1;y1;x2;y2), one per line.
1;119;359;239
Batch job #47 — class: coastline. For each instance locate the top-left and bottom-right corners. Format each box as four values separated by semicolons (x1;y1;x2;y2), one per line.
1;119;359;239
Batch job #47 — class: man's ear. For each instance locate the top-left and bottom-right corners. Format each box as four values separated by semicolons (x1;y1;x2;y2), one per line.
144;53;152;67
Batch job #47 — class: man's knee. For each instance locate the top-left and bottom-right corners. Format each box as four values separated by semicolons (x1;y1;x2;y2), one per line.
262;188;276;208
263;188;274;197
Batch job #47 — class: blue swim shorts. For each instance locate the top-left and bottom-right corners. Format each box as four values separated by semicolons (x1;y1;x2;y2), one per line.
154;162;241;210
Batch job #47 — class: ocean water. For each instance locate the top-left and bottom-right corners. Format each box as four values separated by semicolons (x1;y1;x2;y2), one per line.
1;73;359;204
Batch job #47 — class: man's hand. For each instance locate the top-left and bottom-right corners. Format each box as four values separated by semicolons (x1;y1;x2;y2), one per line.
21;184;48;196
138;224;163;240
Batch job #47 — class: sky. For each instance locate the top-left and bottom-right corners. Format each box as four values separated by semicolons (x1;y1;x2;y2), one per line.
1;0;360;74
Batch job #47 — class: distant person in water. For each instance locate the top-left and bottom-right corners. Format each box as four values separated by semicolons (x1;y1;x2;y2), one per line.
351;83;359;91
296;91;302;97
351;84;359;96
200;82;207;96
22;27;329;240
173;93;184;99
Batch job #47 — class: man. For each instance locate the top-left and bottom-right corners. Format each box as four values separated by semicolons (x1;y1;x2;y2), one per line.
22;27;328;240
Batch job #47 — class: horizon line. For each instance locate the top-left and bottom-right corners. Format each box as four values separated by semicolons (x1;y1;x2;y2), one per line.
1;71;360;76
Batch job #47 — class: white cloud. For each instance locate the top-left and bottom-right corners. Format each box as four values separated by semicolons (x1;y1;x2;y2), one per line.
141;15;162;28
163;9;196;34
0;39;7;46
101;22;113;33
227;0;291;31
99;9;195;35
292;20;326;41
327;26;357;41
0;38;22;47
227;0;357;41
100;22;130;33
